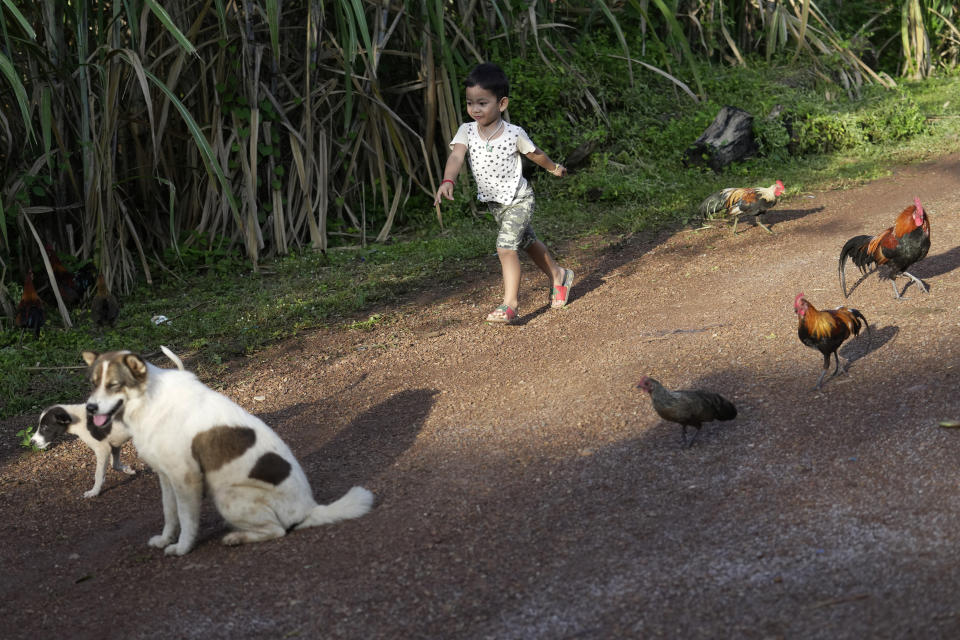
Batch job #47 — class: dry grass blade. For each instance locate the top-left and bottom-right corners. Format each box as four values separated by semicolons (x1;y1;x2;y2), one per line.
22;210;71;328
606;54;700;103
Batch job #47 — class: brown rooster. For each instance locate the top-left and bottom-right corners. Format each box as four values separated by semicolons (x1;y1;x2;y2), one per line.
636;376;737;447
15;270;45;338
699;180;784;234
794;293;870;390
44;243;81;306
91;274;119;328
838;197;930;299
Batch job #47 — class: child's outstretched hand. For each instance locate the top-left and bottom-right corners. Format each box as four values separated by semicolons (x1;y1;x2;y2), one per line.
434;180;454;206
550;164;567;178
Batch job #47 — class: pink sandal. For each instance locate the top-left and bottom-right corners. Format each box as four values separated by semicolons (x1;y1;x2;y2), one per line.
485;304;517;324
551;269;575;309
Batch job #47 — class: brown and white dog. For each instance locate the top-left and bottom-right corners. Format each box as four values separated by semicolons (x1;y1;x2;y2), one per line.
81;349;373;556
31;346;186;498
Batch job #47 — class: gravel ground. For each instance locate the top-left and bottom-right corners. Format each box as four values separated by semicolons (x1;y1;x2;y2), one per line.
2;155;960;639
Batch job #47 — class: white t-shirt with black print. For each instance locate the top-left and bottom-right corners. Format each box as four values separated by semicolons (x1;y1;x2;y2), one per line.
450;121;536;205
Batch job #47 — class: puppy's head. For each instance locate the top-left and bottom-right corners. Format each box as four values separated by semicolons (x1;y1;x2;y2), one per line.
32;404;84;449
82;350;149;429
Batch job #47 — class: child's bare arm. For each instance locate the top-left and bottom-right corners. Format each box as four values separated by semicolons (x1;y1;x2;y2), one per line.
435;143;468;205
524;146;566;177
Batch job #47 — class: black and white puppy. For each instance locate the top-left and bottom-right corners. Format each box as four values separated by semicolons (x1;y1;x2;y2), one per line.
31;346;186;499
32;403;135;498
82;349;374;556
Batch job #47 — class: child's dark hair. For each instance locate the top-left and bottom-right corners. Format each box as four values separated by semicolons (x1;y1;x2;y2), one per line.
465;62;509;100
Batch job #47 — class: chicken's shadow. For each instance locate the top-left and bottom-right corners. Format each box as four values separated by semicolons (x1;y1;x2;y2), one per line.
908;244;960;280
765;205;826;228
839;324;898;364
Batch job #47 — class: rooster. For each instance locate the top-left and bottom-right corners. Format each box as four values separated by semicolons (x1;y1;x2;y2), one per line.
636;376;737;447
794;293;870;390
91;273;119;328
74;262;98;299
44;243;81;306
15;270;45;338
699;179;784;234
838;197;930;299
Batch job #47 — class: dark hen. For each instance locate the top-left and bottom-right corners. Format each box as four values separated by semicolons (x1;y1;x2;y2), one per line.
636;376;737;447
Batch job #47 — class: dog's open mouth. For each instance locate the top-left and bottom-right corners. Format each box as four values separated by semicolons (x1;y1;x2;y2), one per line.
89;400;123;428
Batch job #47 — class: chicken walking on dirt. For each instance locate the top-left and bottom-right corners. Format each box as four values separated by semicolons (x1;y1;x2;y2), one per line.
699;180;784;234
636;376;737;447
794;293;870;391
14;270;45;339
838;196;930;299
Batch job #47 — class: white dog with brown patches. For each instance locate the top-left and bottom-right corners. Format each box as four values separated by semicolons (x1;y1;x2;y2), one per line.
32;346;186;498
82;349;373;556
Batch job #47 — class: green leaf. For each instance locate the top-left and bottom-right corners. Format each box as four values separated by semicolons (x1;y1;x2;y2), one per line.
144;0;196;55
266;0;281;63
0;0;37;40
0;51;34;143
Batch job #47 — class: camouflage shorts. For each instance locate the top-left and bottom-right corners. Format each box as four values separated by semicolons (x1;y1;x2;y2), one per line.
488;185;537;251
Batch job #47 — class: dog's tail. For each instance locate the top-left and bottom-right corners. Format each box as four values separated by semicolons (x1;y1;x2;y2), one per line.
159;345;185;371
295;486;374;529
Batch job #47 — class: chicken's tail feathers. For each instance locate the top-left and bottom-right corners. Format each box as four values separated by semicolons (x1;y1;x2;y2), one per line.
838;235;874;296
850;307;873;354
700;391;737;421
698;190;730;218
295;486;374;530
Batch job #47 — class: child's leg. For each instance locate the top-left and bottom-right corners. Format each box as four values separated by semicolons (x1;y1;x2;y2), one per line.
524;240;564;286
497;247;522;311
526;240;574;308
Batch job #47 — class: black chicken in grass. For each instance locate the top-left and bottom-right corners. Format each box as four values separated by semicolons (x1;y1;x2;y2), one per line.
15;270;45;339
91;274;119;328
44;243;82;306
636;376;737;447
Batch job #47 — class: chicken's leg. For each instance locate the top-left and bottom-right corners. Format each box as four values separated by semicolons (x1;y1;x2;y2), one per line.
814;353;831;390
891;279;906;300
754;214;774;234
901;271;928;294
686;425;703;448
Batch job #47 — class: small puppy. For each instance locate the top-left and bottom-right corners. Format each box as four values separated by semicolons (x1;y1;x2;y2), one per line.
32;404;135;498
31;346;186;498
82;349;374;556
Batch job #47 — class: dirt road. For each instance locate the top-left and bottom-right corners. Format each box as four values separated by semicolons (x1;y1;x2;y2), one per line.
2;155;960;639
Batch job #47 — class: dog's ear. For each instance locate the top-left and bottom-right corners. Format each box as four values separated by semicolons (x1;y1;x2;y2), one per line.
124;353;148;381
53;406;75;425
81;351;99;366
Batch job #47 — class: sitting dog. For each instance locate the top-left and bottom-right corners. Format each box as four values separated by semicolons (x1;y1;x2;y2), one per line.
31;346;187;498
82;349;374;556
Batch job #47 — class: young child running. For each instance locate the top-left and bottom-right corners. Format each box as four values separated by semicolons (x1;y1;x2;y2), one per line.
434;62;573;324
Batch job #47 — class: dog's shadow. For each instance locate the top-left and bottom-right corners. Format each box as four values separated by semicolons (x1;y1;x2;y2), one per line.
292;388;439;501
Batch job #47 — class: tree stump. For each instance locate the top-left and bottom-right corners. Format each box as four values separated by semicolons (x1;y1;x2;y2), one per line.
683;106;758;171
